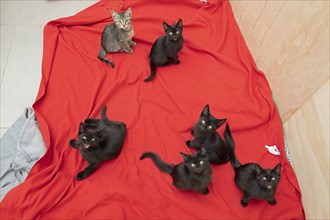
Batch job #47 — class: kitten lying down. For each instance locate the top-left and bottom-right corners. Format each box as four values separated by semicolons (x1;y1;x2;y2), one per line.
69;106;126;180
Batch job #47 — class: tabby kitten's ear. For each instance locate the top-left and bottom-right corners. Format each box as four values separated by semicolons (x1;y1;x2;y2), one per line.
273;163;281;175
125;7;132;18
216;118;227;128
163;22;170;32
180;152;191;162
255;165;263;176
176;18;183;28
111;10;119;20
201;104;210;117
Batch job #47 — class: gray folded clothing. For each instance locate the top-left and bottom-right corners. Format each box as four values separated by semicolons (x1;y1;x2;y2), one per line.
0;107;46;201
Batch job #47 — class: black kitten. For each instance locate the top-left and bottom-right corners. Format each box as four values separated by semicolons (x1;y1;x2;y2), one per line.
224;123;281;207
186;104;228;165
140;148;212;194
144;19;184;82
69;106;126;180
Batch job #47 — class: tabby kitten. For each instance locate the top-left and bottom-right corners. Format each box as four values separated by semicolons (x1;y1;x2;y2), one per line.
98;7;136;68
69;106;127;180
186;104;228;165
224;123;281;207
140;148;212;194
144;19;184;82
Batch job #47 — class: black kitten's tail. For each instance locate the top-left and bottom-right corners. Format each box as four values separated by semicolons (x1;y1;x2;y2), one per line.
144;58;157;82
140;152;174;174
224;123;241;169
101;105;109;121
101;105;127;128
98;46;115;68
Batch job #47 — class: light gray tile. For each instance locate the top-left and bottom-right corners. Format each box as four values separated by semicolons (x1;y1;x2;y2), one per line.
18;0;77;25
0;128;8;138
0;25;16;84
0;0;22;25
76;0;98;13
0;128;8;139
0;25;43;128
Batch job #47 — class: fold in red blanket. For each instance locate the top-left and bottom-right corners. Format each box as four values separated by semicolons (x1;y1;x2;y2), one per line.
1;0;305;219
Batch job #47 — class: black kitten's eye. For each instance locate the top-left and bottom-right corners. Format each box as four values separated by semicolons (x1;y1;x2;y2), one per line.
169;32;173;35
262;177;267;180
201;120;206;125
91;138;95;142
199;161;204;165
271;177;276;181
176;30;180;34
207;125;213;130
82;136;87;140
190;164;196;168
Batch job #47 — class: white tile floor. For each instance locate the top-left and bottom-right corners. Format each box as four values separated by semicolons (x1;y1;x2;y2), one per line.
0;0;98;137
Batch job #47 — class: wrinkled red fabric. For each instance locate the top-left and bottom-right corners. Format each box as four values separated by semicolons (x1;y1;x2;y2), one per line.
1;0;305;219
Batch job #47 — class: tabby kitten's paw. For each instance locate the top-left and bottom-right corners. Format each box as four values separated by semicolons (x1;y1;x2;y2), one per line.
125;48;133;54
268;198;277;205
129;41;137;46
76;171;88;181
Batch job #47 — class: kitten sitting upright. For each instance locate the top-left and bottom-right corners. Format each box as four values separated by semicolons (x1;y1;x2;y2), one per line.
224;123;281;207
140;148;212;194
98;7;136;68
186;104;228;165
144;19;184;82
69;106;126;180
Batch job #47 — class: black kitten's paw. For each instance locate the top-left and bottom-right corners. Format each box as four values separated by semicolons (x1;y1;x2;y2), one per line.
202;187;210;195
76;171;88;181
69;139;78;148
240;199;249;207
174;60;180;65
185;140;191;147
268;198;277;205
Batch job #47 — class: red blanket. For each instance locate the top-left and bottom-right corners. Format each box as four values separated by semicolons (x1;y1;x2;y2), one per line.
1;0;305;219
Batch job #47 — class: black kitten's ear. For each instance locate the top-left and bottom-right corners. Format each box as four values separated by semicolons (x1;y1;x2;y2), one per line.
215;118;227;128
273;163;281;175
79;122;85;133
176;18;183;28
163;22;170;32
255;165;263;176
201;104;210;117
180;152;190;162
198;147;207;157
97;131;103;138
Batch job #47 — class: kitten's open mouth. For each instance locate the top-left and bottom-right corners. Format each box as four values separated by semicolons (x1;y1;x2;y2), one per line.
84;144;91;149
267;185;272;189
